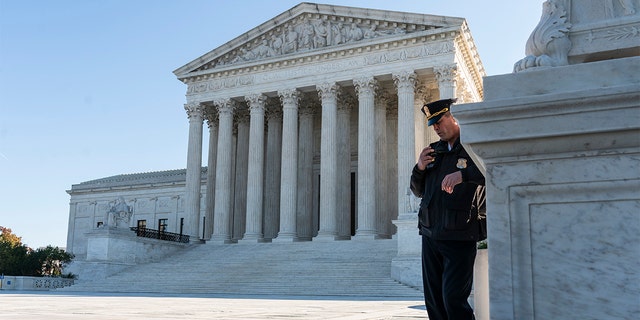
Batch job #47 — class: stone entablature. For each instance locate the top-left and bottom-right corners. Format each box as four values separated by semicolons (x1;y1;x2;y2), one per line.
175;3;484;102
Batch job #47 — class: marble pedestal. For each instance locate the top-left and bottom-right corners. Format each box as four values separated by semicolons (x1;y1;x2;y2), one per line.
67;227;189;280
391;212;422;290
455;56;640;319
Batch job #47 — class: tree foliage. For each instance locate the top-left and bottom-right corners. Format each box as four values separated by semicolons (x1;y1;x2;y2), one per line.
0;226;74;277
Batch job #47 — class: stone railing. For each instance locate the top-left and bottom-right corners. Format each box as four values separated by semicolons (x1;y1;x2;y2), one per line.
0;276;74;291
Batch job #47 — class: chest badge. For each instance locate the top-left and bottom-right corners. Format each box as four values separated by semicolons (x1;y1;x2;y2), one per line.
456;158;468;169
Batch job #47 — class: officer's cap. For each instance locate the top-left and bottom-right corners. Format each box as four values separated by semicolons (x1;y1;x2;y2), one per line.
421;98;457;126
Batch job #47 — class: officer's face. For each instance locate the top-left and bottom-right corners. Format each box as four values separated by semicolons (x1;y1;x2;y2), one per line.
432;112;460;143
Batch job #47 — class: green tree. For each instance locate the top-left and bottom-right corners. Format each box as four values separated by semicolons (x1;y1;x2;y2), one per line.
0;226;30;275
0;226;74;277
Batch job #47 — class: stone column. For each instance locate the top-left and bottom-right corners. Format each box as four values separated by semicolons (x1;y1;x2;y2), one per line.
210;99;235;244
375;90;390;238
275;89;300;242
263;102;282;240
435;64;457;100
354;76;378;239
386;101;399;233
296;96;316;241
316;82;340;240
393;71;417;218
413;79;426;161
233;109;250;241
204;107;219;240
242;94;267;242
184;102;204;240
336;93;353;240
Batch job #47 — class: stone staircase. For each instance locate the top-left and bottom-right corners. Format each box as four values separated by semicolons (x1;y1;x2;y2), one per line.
60;238;423;297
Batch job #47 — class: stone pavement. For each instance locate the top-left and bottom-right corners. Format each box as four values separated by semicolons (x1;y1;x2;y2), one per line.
0;291;427;320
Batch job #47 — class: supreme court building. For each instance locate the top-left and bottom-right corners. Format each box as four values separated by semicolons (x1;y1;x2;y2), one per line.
66;3;484;256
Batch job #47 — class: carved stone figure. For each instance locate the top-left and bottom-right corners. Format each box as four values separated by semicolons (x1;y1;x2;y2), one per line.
513;0;572;72
106;196;132;228
313;20;329;48
253;39;274;59
300;21;315;50
331;22;345;45
347;23;364;42
270;34;283;55
283;25;298;54
364;25;378;39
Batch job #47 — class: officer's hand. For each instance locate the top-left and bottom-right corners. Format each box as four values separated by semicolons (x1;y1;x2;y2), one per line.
441;171;462;194
417;147;436;171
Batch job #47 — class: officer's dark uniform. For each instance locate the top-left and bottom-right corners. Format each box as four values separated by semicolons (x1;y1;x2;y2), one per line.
410;99;486;320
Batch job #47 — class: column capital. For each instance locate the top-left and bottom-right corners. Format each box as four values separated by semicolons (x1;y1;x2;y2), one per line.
278;88;301;108
338;92;356;112
204;105;219;128
434;64;458;84
317;82;341;101
184;102;204;120
392;71;417;91
213;98;237;115
354;76;378;96
234;108;250;125
245;93;267;112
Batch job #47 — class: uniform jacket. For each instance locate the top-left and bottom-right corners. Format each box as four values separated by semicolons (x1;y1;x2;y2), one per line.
410;138;486;241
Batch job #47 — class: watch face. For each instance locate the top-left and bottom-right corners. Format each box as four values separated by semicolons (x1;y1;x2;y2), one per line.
456;158;468;169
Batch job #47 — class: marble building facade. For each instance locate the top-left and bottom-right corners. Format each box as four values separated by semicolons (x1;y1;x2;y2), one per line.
67;3;485;255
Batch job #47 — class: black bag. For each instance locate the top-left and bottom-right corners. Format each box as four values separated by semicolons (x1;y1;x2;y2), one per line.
474;186;487;241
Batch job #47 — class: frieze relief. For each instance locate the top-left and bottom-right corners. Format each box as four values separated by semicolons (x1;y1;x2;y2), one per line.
186;41;454;95
196;15;440;72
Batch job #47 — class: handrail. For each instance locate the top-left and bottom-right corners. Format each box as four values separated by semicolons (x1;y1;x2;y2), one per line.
130;227;190;243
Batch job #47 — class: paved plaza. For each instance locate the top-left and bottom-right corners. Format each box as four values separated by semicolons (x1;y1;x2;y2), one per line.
0;291;427;320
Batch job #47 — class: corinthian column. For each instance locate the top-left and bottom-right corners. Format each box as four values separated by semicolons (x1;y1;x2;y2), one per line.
242;94;267;242
211;98;235;244
233;109;250;241
184;102;204;241
204;107;219;240
393;71;417;217
435;64;458;100
375;91;391;238
316;83;340;241
296;96;316;241
275;89;300;241
336;93;353;240
263;103;282;240
354;76;378;239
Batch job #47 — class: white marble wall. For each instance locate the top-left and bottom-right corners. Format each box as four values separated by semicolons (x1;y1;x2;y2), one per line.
456;55;640;319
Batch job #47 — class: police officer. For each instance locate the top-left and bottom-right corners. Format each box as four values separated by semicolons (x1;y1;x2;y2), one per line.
410;98;486;320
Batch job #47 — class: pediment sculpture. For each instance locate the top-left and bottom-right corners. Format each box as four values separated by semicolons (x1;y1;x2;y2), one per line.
199;16;434;72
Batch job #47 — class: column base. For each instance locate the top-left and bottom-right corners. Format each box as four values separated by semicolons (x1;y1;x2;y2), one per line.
207;235;235;245
237;238;267;244
272;233;298;242
352;234;377;241
313;234;337;242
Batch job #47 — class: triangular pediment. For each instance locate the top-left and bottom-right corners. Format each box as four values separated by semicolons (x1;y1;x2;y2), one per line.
174;2;465;80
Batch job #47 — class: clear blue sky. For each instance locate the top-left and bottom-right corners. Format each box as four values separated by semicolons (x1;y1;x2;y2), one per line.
0;0;542;249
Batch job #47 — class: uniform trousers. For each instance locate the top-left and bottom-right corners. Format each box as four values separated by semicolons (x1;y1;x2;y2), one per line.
421;235;477;320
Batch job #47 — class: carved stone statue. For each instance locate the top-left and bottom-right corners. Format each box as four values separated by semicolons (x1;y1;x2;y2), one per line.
106;196;132;228
513;0;572;73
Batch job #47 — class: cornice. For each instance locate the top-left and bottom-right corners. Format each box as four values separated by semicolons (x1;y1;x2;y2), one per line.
181;26;461;86
174;2;465;79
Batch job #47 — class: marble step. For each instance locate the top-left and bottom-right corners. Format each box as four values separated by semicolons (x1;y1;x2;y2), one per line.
60;239;422;297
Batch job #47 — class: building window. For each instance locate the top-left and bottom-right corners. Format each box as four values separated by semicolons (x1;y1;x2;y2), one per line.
96;221;103;228
137;220;147;229
158;219;168;233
